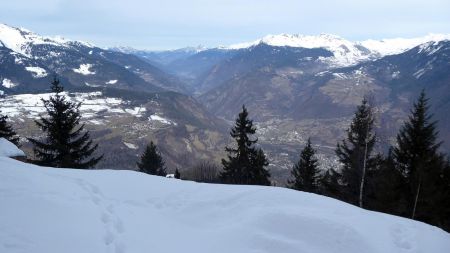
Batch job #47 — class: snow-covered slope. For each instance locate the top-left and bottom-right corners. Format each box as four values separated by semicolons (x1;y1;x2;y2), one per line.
222;33;450;66
0;138;24;157
0;23;91;57
359;34;450;56
0;23;184;93
0;155;449;252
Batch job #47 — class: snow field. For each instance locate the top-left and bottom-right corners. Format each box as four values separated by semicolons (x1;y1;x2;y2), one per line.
0;153;449;253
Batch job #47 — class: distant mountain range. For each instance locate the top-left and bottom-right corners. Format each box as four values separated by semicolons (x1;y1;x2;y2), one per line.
0;23;189;94
127;32;450;180
0;24;228;173
1;23;449;182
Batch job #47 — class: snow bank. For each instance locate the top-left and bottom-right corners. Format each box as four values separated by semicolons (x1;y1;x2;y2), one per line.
25;66;48;78
1;78;17;88
0;92;146;118
0;138;24;157
0;158;449;253
106;79;118;85
73;64;95;75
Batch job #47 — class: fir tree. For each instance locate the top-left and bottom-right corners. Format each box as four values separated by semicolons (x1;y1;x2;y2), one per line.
439;160;450;231
28;77;102;168
335;97;377;207
0;111;19;145
250;148;271;186
174;168;181;179
220;105;270;185
392;90;446;222
137;141;166;176
319;168;342;199
288;138;321;193
369;149;408;215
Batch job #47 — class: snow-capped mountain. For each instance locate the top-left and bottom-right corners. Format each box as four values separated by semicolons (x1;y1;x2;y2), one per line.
0;24;228;173
221;33;450;66
132;33;450;96
193;39;450;175
359;34;450;56
0;23;187;94
0;23;92;58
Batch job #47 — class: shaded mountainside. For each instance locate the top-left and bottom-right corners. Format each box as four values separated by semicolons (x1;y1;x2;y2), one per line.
0;24;186;94
3;24;450;181
2;88;229;171
0;24;230;173
192;40;450;180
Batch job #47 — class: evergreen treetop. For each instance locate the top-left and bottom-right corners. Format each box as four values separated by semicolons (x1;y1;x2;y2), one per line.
137;141;166;176
335;97;378;207
174;168;181;179
28;77;102;168
0;111;20;145
288;138;320;193
220;105;270;185
392;90;446;221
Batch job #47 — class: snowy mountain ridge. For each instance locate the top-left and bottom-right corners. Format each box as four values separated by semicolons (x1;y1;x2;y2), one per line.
0;23;93;57
221;33;450;66
2;23;449;67
0;145;449;253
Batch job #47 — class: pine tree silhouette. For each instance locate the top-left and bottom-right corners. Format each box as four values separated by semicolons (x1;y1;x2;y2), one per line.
137;141;167;176
174;168;181;179
0;111;19;145
28;77;102;168
392;90;447;222
288;138;320;193
220;105;270;185
336;97;377;207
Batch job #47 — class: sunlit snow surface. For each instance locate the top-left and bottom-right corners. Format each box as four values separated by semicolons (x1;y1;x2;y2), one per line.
0;23;92;57
1;78;17;88
0;151;449;253
148;114;176;125
73;64;96;75
25;66;48;78
0;92;146;118
223;33;450;66
0;138;24;157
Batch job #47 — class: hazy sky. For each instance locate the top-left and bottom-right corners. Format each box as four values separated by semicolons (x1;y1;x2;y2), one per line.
1;0;450;50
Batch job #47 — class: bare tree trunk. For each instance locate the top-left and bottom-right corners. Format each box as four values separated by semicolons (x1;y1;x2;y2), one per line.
412;178;422;220
359;123;370;208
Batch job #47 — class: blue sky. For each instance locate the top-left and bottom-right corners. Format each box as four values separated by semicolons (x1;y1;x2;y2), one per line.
2;0;450;50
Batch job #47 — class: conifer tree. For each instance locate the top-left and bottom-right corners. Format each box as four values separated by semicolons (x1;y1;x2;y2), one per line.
250;148;271;186
392;90;446;221
137;141;166;176
335;97;377;207
319;168;342;199
28;77;102;168
439;160;450;231
288;138;321;193
220;105;270;185
174;168;181;179
369;149;408;214
0;111;19;145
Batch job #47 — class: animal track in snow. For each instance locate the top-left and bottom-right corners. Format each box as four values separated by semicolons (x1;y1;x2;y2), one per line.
76;179;127;253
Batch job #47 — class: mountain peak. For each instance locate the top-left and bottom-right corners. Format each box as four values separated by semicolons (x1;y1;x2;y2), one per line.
220;33;450;66
0;23;93;57
359;33;450;56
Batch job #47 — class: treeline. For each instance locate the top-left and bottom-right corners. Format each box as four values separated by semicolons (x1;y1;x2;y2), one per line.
171;92;450;232
287;93;450;232
0;78;449;232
